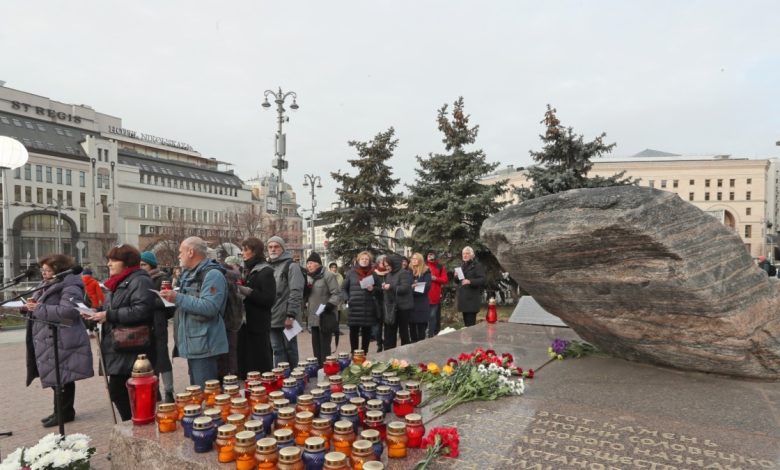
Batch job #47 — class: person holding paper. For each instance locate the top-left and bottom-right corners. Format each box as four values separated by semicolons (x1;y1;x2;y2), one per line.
457;246;486;327
409;253;432;343
237;237;276;375
342;251;379;353
304;252;341;364
426;251;449;338
25;254;94;428
381;254;414;350
139;251;175;403
266;236;305;367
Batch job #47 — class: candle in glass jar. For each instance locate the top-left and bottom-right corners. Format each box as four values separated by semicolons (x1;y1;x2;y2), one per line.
386;421;408;459
156;403;177;433
234;430;257;470
203;379;221;407
392;390;414;418
405;413;425;448
255;437;278;469
216;423;237;463
404;381;422;407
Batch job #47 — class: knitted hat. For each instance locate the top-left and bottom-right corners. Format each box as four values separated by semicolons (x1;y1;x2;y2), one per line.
267;236;286;251
82;268;93;275
140;251;158;268
224;255;242;266
307;251;322;265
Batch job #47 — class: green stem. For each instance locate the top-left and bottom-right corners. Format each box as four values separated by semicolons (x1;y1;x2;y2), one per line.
533;357;556;373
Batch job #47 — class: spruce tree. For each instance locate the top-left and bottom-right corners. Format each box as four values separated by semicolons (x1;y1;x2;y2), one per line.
517;105;636;200
405;97;509;278
320;128;402;263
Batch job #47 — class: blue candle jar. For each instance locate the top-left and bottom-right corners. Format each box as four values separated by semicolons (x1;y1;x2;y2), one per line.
360;429;384;460
342;384;359;401
191;416;216;453
278;361;291;378
303;436;327;470
339;404;360;434
381;371;396;386
376;385;395;413
272;398;290;422
319;402;339;427
203;407;224;428
310;388;327;414
337;352;351;371
252;403;274;436
360;381;377;401
371;370;384;383
386;376;402;394
244;419;265;441
282;378;299;404
181;405;202;438
316;381;332;400
291;370;306;395
330;392;347;411
305;357;320;379
273;428;295;449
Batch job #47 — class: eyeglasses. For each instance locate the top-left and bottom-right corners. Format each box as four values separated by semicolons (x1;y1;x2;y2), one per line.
40;268;54;274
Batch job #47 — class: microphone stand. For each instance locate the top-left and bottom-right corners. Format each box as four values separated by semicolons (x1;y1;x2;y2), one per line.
1;281;73;436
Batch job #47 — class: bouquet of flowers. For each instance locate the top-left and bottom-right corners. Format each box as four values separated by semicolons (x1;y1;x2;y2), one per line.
0;433;95;470
548;338;598;360
339;358;420;384
413;427;460;469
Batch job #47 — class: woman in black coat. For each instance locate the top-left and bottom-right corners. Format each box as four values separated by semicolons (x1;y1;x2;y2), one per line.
25;254;93;428
342;251;379;352
84;244;156;421
456;246;486;327
237;237;276;375
381;254;413;350
409;253;431;343
139;251;175;403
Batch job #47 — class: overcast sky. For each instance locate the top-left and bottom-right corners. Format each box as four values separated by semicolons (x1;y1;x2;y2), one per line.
2;1;779;210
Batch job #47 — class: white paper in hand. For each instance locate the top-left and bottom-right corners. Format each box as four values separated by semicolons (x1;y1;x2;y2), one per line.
284;320;303;341
359;275;374;289
315;304;327;316
454;267;464;280
2;300;24;308
150;289;175;307
76;302;96;315
413;283;426;293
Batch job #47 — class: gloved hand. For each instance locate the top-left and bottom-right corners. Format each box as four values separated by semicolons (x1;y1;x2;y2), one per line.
238;285;252;297
324;302;337;313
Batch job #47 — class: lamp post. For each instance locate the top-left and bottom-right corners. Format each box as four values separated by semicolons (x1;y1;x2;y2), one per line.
261;87;299;233
0;137;29;284
302;174;322;257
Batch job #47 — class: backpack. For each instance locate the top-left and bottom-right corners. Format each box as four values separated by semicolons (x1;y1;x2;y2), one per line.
192;265;244;332
283;259;311;300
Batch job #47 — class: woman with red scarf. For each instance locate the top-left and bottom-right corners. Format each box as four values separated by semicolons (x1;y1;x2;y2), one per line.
84;244;155;421
342;251;379;352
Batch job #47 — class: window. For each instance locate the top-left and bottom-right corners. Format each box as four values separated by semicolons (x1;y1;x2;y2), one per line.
688;192;694;201
35;165;42;182
97;174;103;188
660;180;667;188
744;225;752;238
717;179;723;188
673;180;678;188
14;185;21;202
717;192;722;201
747;178;752;184
55;168;62;184
103;174;109;189
746;191;751;201
705;179;711;187
167;207;173;220
746;207;752;216
154;206;160;219
704;192;710;201
80;214;87;233
192;209;197;222
139;173;144;184
66;191;72;207
36;188;43;204
65;170;72;186
103;215;110;233
46;189;52;205
79;171;86;187
45;166;52;183
729;192;735;201
24;186;31;203
648;180;655;188
689;179;695;185
730;179;735;187
57;190;63;203
14;167;20;179
24;164;31;180
100;195;108;212
140;205;146;218
80;192;85;208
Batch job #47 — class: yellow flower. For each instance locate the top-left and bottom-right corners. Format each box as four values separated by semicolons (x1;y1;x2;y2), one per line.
427;362;440;375
442;364;454;375
391;359;400;368
557;354;563;360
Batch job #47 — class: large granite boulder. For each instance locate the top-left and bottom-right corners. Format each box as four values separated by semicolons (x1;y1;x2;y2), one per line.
481;186;780;379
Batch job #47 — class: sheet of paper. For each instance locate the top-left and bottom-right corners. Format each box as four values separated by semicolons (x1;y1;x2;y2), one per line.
283;320;303;341
414;282;426;293
150;289;176;308
2;300;24;308
454;267;464;280
315;304;327;316
76;302;96;315
359;275;374;289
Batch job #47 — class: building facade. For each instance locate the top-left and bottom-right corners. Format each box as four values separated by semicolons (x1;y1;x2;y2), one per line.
247;174;304;261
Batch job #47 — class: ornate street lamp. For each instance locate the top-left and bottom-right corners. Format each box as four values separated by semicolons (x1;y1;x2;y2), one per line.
302;174;322;257
261;88;299;232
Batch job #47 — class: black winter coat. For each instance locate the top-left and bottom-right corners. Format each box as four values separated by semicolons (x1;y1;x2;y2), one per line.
342;269;379;327
410;271;432;324
243;257;276;335
100;269;156;376
26;274;94;388
148;269;173;374
457;260;486;313
382;255;413;324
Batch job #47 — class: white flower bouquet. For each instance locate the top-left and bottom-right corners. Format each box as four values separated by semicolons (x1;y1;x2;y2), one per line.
0;433;95;470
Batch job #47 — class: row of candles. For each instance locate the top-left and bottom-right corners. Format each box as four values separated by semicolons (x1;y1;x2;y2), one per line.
150;350;425;469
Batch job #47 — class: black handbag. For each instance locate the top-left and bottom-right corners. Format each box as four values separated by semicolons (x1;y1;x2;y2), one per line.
111;324;151;352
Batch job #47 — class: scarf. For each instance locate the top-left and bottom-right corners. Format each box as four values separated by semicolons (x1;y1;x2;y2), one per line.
355;265;373;281
104;266;141;292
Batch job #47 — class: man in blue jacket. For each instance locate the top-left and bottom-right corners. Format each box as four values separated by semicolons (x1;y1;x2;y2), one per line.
160;236;228;387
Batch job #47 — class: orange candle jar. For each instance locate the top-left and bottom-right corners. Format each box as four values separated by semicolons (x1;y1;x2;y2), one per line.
233;430;257;470
310;417;333;448
269;391;286;405
293;411;314;445
362;461;385;470
332;420;356;457
323;451;349;469
175;392;193;420
386;421;408;459
277;446;304;470
204;379;221;407
296;394;316;414
255;437;279;469
216;423;237;463
227;413;246;432
230;397;251;419
156;402;178;433
352;349;366;366
350;439;376;470
186;385;203;407
215;394;232;423
273;428;295;449
275;407;296;432
224;384;241;399
248;386;268;409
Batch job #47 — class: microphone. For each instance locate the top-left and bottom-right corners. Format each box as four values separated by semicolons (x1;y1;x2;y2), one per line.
53;266;84;280
8;269;36;283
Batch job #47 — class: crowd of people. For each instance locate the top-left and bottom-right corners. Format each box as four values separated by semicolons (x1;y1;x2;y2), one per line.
20;235;487;428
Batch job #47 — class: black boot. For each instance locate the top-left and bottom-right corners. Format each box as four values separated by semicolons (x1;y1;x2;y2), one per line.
42;411;75;428
40;413;55;423
164;391;175;403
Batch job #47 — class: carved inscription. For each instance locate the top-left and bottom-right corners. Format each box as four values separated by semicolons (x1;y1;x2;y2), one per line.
434;409;778;470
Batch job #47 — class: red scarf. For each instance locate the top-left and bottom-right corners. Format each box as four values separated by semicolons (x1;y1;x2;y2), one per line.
104;266;141;292
355;265;374;281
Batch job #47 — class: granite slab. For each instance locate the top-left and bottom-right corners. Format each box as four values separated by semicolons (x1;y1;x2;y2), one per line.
509;296;568;327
